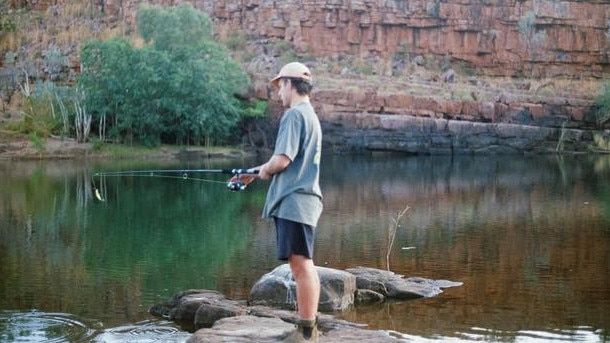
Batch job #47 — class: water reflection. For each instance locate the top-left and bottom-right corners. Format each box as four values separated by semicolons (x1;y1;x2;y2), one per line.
1;155;609;342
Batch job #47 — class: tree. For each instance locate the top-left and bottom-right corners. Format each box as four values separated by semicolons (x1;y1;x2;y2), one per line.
78;3;250;146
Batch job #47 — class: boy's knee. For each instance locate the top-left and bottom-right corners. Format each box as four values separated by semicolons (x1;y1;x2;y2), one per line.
289;255;314;279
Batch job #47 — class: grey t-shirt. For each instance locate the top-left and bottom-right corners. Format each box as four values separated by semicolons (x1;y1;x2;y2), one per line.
262;101;323;227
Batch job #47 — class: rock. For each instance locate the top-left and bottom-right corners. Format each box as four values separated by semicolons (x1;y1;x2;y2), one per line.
150;266;463;342
346;267;462;299
248;264;296;310
249;264;356;311
186;314;408;343
149;289;246;330
442;69;457;83
186;316;293;343
354;289;385;305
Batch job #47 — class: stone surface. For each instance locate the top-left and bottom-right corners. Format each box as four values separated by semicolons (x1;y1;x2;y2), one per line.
346;267;463;299
18;0;609;77
149;266;463;342
186;316;293;343
186;314;409;343
249;264;357;311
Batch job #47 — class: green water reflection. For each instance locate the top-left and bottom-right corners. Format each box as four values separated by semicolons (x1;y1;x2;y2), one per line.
1;155;610;342
0;159;267;328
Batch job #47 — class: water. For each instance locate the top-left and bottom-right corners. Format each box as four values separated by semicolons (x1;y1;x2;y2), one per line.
1;154;609;342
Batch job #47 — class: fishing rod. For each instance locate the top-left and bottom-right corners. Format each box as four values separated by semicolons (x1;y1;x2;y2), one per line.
92;168;259;201
94;168;258;177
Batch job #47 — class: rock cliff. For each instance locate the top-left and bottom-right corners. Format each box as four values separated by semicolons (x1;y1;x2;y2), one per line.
9;0;610;154
21;0;609;76
89;0;610;78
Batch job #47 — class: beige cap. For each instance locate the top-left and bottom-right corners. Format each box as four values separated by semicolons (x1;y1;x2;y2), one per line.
270;62;312;88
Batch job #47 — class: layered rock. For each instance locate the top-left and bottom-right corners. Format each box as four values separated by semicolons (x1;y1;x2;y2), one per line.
310;82;606;154
16;0;608;77
97;0;609;78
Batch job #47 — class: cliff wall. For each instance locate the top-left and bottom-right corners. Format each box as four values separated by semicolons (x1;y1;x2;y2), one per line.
21;0;608;76
11;0;610;153
86;0;610;78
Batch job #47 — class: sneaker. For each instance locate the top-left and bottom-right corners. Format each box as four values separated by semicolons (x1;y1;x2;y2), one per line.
283;318;318;342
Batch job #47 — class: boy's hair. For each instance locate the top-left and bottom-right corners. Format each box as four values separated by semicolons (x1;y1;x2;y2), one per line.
281;77;313;96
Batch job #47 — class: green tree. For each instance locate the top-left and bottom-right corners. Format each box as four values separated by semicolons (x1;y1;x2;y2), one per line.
78;3;250;146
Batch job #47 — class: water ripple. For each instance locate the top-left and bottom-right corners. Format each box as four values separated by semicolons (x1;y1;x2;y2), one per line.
0;310;97;343
92;319;191;343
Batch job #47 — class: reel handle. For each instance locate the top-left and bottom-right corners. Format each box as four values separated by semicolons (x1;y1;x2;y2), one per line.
226;171;258;191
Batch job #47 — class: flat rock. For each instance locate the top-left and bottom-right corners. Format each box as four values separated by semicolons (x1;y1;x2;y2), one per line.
186;315;409;343
186;316;293;343
346;267;462;299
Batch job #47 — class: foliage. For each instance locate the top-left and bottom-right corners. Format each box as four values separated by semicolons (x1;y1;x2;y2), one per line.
42;44;67;81
27;131;45;152
78;3;251;147
591;133;610;152
595;82;610;126
240;100;268;119
12;79;74;137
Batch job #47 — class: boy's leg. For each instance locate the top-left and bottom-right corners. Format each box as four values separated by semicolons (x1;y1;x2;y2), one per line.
289;254;320;320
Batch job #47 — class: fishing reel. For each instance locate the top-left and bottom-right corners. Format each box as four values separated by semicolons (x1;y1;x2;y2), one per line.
226;172;257;192
227;178;247;191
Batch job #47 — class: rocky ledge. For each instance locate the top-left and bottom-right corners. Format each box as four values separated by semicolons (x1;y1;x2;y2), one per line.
149;265;462;342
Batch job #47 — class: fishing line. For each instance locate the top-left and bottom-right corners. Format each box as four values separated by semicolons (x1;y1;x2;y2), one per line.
91;168;259;202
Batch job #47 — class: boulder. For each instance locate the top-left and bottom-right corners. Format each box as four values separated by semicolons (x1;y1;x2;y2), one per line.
249;264;357;311
149;289;246;331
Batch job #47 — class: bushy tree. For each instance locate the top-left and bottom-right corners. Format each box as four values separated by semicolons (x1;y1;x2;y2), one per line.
78;3;250;146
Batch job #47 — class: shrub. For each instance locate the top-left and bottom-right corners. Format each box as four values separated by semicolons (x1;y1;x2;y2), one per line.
78;4;251;147
595;82;610;126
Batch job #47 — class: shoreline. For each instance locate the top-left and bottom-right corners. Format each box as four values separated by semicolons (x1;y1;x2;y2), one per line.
0;132;258;161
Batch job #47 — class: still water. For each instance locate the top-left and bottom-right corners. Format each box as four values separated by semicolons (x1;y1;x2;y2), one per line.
0;154;609;342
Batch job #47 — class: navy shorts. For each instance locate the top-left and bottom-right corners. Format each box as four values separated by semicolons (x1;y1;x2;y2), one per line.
274;217;315;261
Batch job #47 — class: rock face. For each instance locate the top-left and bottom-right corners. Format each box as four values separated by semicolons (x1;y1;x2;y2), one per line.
93;0;608;78
312;86;606;154
20;0;608;77
149;265;463;342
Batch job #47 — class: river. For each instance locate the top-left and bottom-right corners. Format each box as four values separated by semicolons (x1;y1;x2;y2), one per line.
1;154;609;342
